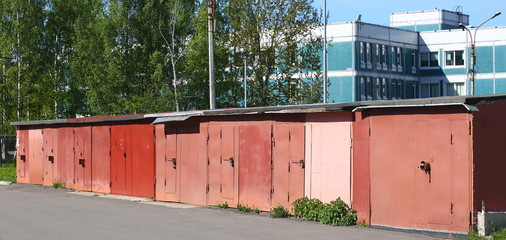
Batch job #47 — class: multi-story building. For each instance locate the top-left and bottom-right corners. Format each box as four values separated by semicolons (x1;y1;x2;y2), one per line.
326;8;506;103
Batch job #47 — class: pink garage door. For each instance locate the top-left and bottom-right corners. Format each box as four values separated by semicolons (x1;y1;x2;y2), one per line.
208;124;239;206
28;129;43;185
155;124;180;202
17;130;29;183
272;124;305;211
42;128;57;186
370;114;471;233
239;123;272;211
91;125;111;194
305;121;352;204
179;124;208;205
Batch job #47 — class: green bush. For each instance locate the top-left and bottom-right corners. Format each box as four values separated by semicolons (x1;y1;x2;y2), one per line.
292;197;357;226
236;204;260;214
292;197;324;221
216;202;229;209
318;198;357;226
270;205;290;218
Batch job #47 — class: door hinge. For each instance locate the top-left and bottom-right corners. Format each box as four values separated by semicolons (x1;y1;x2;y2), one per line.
469;121;472;135
109;182;112;188
207;157;210;166
164;179;166;186
220;184;222;193
450;133;454;145
289;131;291;141
206;184;210;193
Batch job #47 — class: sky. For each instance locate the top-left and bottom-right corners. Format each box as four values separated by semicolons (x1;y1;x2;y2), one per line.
311;0;506;28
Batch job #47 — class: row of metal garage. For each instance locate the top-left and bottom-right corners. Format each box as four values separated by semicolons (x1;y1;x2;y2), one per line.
12;95;506;234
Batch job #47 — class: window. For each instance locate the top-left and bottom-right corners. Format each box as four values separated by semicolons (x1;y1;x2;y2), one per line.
381;45;387;70
420;52;439;67
391;79;397;99
447;82;465;96
376;44;381;69
373;78;380;100
360;42;365;68
381;78;387;99
421;83;440;98
366;77;372;100
360;77;366;100
391;47;396;70
445;50;464;67
411;51;417;74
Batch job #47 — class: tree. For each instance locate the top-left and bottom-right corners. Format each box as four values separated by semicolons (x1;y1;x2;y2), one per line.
227;0;323;106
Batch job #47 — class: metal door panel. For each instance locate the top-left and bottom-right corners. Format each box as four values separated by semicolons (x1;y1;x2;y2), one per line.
16;130;29;183
111;125;131;195
43;128;56;186
239;123;272;211
164;126;179;201
28;129;43;185
413;119;453;226
207;124;221;205
450;119;471;230
426;121;452;225
179;124;207;205
221;125;236;201
74;126;92;191
57;127;75;188
155;124;166;201
272;125;290;208
306;122;351;204
288;125;305;206
91;125;111;194
131;124;155;198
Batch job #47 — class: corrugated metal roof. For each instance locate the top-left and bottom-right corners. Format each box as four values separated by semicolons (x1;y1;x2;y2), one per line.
10;94;506;127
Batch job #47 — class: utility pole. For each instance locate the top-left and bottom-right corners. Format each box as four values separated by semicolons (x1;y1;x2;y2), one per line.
208;0;216;109
323;0;328;103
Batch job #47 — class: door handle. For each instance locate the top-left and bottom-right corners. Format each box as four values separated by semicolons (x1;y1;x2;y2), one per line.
292;159;305;169
223;157;234;167
123;152;127;158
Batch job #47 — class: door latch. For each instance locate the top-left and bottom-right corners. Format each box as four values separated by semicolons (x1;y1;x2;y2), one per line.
292;159;305;169
171;158;177;169
224;157;234;167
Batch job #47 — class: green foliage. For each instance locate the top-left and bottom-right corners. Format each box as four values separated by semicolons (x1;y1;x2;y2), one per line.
292;197;357;226
462;228;506;240
236;204;260;214
0;163;16;183
0;0;323;132
269;205;290;218
292;197;324;221
216;202;229;209
52;181;66;189
318;198;357;226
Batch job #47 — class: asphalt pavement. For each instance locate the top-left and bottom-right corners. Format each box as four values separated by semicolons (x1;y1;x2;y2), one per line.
0;184;448;240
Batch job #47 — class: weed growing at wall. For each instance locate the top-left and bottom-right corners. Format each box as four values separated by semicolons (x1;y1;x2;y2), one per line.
292;197;324;221
216;202;229;209
269;205;290;218
52;181;67;189
292;197;357;226
236;204;260;214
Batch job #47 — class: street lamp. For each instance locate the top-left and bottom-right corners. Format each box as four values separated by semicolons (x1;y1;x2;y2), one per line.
240;48;248;108
459;12;501;95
